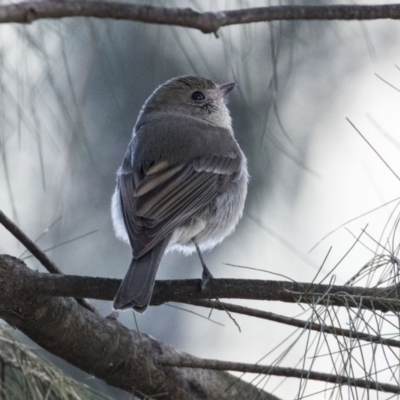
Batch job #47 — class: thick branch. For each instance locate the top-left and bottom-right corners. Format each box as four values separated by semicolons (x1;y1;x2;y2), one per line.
1;2;400;33
4;255;399;312
0;255;278;400
1;254;399;395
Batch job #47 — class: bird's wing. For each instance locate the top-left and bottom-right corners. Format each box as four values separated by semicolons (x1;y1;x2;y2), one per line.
119;153;242;259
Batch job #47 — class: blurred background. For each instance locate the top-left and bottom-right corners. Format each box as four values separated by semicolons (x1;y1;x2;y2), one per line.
1;0;400;398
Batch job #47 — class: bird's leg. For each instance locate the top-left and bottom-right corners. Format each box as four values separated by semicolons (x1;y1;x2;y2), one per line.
193;239;213;290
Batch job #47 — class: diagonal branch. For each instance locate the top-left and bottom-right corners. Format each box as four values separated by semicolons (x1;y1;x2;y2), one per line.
0;209;62;275
1;2;400;33
156;355;400;394
0;209;97;314
188;299;400;349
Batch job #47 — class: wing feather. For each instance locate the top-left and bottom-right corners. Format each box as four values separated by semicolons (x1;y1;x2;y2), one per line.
118;152;242;259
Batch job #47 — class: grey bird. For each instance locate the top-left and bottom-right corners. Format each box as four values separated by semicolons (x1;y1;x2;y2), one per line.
111;76;248;312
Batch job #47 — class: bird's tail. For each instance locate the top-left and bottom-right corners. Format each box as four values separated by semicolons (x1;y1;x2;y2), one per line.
113;238;169;312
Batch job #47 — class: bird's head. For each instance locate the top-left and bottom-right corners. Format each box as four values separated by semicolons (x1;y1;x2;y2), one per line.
140;76;236;129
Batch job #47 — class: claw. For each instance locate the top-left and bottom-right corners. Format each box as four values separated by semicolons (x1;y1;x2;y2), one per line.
201;268;213;291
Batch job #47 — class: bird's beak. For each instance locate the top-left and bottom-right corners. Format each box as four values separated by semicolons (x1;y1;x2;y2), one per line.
218;82;237;97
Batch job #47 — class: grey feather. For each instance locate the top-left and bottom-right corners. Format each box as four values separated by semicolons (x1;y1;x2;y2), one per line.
111;76;249;312
113;236;170;312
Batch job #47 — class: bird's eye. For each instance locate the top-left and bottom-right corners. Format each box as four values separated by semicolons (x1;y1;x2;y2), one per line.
191;91;206;101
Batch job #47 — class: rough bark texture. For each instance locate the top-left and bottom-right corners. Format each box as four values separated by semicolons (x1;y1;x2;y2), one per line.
0;2;400;33
6;258;399;313
0;255;279;399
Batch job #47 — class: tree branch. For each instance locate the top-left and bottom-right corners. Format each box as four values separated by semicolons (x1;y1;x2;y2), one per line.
0;209;96;314
0;254;279;400
3;255;398;312
1;2;400;33
189;299;400;349
156;355;400;394
2;253;398;396
0;210;62;275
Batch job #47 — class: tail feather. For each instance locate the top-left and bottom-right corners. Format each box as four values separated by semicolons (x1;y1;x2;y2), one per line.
113;238;170;312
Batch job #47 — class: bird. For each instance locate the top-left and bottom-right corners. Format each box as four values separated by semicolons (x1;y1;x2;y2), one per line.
111;76;248;312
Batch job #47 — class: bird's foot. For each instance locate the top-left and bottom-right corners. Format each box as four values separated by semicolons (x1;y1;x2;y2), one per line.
201;267;214;291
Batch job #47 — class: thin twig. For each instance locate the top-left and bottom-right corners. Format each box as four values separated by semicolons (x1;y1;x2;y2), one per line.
0;210;97;314
0;210;62;274
156;355;400;394
189;299;400;348
347;118;400;182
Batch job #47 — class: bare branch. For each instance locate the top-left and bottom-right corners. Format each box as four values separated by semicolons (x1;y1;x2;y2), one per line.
0;210;62;275
156;355;400;394
0;254;278;400
1;2;400;33
189;299;400;349
0;209;97;314
3;254;398;396
5;256;399;312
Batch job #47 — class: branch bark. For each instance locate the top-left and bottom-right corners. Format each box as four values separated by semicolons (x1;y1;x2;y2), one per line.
1;2;400;33
0;254;278;400
0;209;96;313
2;253;399;397
189;299;400;349
5;255;399;312
156;356;400;394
